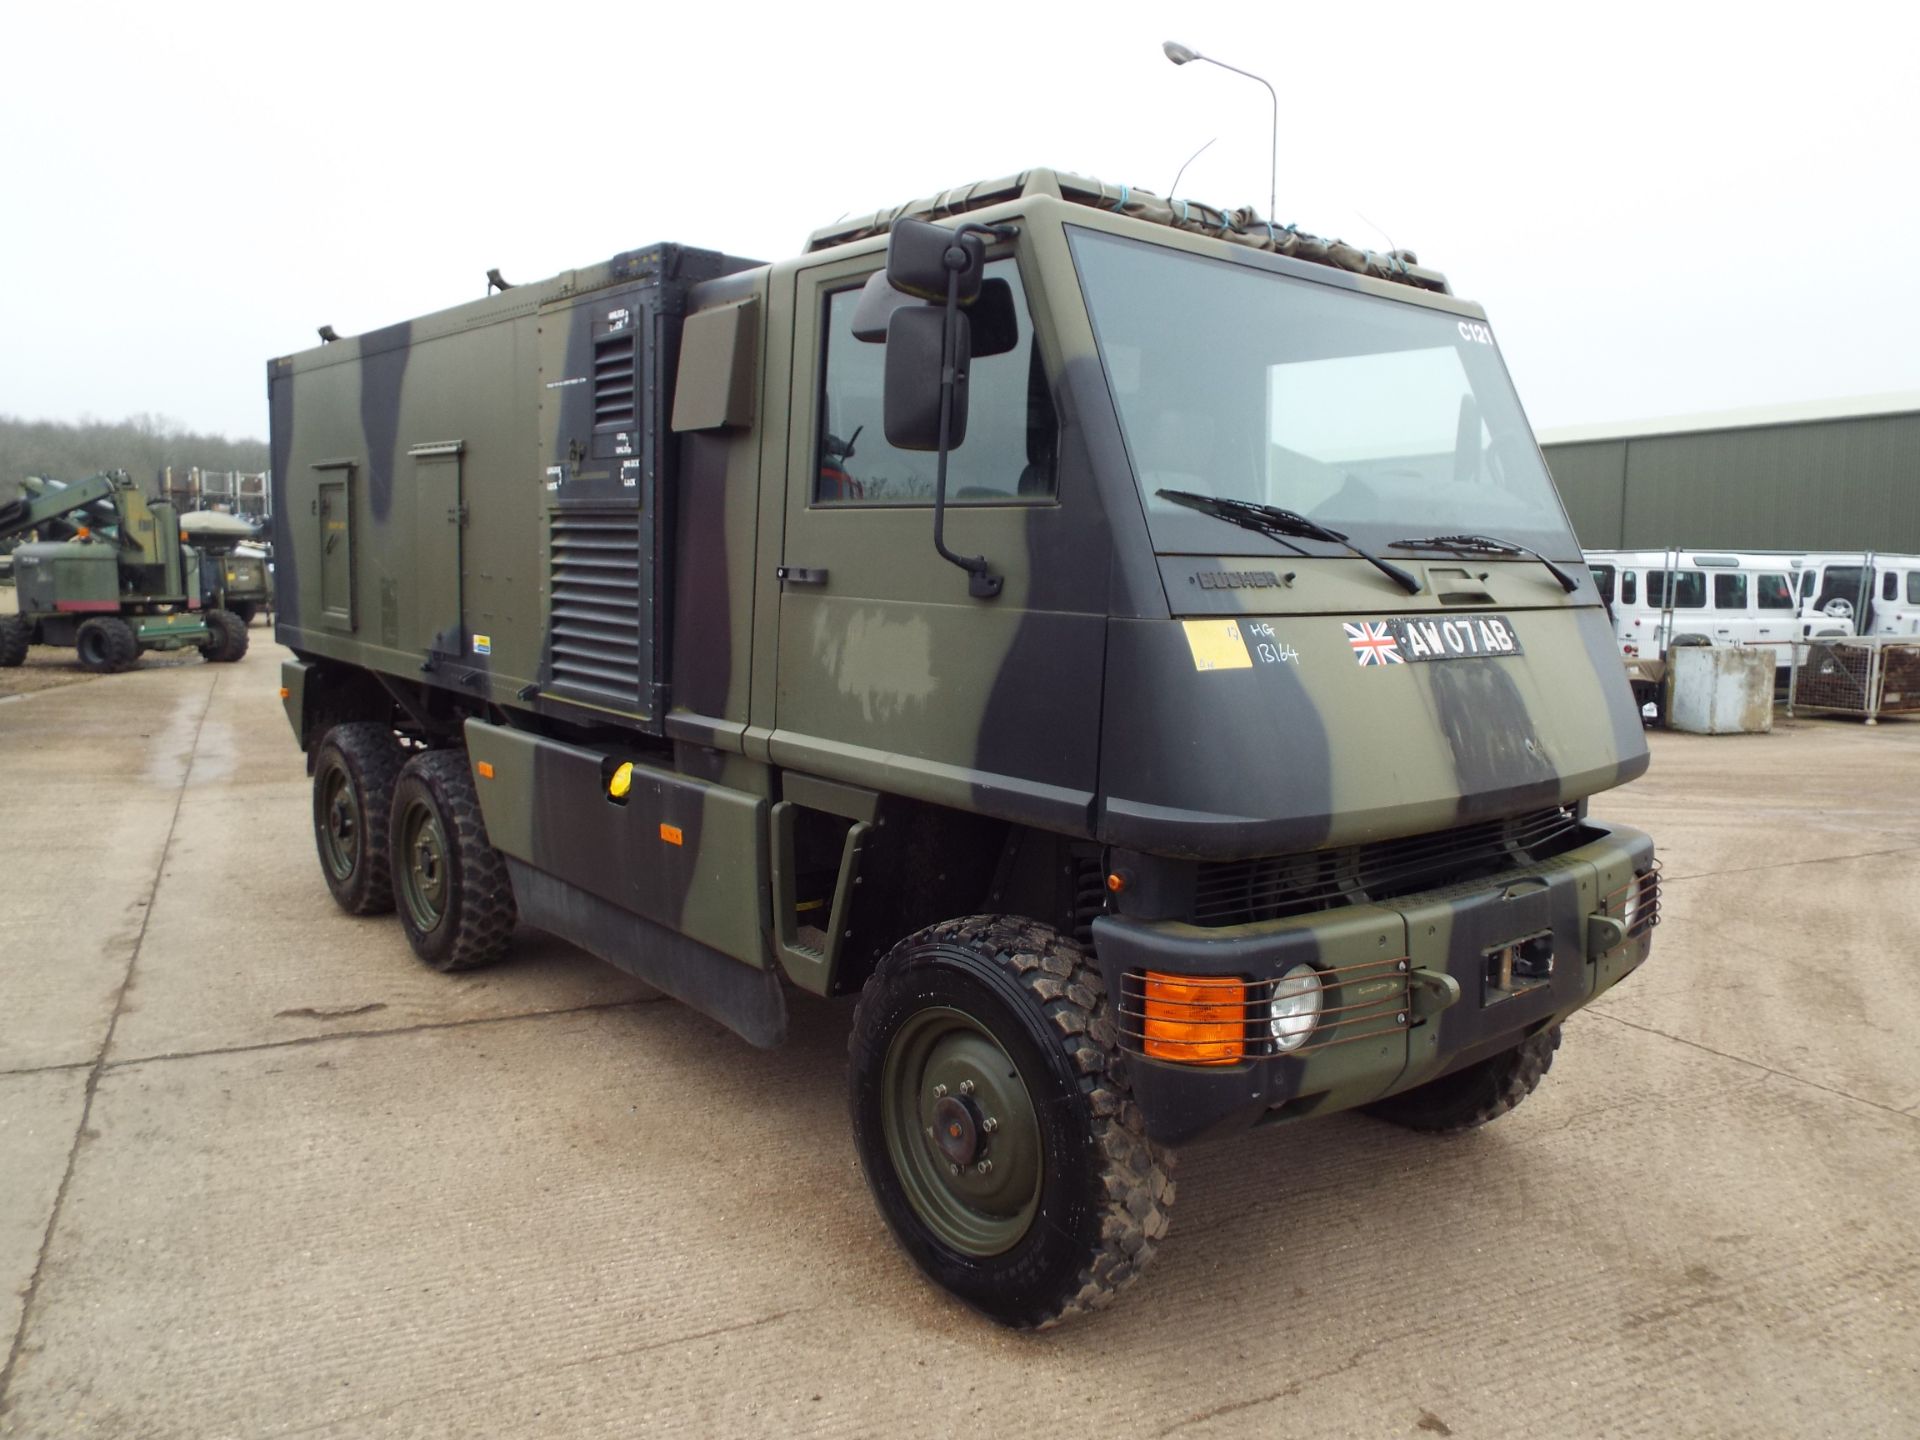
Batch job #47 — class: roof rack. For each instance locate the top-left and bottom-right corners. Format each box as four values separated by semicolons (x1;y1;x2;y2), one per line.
805;167;1449;295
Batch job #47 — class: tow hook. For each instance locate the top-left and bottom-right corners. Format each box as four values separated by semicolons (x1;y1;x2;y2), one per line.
1586;914;1628;955
1408;967;1461;1020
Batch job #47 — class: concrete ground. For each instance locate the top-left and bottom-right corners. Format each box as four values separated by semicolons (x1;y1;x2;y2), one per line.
2;638;1917;1439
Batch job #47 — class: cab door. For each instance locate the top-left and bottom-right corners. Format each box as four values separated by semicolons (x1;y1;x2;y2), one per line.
770;243;1106;832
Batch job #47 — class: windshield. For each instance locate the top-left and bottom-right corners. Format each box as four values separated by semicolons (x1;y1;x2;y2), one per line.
1068;228;1579;558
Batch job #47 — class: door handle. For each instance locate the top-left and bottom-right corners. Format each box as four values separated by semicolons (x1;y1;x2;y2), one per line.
777;566;828;586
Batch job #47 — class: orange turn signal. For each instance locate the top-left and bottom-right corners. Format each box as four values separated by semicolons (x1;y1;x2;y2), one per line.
278;687;290;699
476;761;495;779
659;823;684;846
1142;973;1246;1066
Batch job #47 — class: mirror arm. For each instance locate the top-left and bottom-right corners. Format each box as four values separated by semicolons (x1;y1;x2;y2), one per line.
930;222;1016;600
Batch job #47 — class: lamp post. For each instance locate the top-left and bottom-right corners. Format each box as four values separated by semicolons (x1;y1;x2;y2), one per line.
1163;40;1277;223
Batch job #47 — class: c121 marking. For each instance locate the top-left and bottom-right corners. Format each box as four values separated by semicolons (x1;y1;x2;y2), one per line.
1458;321;1495;346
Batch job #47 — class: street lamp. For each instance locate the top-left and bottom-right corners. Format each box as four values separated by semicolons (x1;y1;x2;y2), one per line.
1163;39;1277;223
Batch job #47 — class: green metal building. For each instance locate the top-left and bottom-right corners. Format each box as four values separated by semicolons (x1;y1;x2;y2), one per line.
1538;392;1920;552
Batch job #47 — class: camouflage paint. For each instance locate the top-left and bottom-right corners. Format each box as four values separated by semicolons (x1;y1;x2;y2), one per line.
270;169;1656;1137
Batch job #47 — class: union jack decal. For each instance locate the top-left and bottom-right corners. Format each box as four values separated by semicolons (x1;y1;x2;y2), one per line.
1343;620;1405;667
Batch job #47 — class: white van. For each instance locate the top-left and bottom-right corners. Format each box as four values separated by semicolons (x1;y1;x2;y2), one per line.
1586;549;1803;669
1795;553;1920;638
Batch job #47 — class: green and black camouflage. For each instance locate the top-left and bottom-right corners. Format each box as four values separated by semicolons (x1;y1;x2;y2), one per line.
271;167;1657;1319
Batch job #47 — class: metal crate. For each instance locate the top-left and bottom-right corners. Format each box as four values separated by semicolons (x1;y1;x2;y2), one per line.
1789;638;1920;723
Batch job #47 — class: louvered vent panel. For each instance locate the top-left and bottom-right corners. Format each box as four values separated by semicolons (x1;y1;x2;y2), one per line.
548;509;642;705
593;331;636;429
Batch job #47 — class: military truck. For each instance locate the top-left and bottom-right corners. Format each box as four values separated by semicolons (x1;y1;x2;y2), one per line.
182;510;274;623
0;472;249;671
271;169;1659;1328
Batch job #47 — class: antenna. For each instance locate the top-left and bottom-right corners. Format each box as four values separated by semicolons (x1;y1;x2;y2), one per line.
1167;138;1217;199
1353;209;1397;257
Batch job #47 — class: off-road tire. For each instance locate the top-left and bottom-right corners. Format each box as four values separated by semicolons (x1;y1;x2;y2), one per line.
0;614;29;667
199;608;249;663
75;616;138;673
311;722;402;915
388;749;516;972
848;916;1176;1329
1363;1024;1562;1135
229;601;258;625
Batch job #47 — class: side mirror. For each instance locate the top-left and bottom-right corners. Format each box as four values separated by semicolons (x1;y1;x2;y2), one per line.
854;272;1018;355
851;270;913;343
884;306;970;452
887;218;984;303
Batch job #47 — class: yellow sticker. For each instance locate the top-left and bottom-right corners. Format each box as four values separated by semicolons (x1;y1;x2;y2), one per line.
1181;619;1253;671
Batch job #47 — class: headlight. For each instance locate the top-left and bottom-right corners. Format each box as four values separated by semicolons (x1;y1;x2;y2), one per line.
1268;964;1324;1052
1622;872;1646;932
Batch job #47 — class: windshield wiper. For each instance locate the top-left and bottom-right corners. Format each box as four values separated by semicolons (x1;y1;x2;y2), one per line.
1158;490;1422;595
1390;533;1580;593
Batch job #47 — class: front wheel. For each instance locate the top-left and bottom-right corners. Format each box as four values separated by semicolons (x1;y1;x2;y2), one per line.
389;749;516;972
848;917;1175;1329
1363;1025;1562;1135
199;608;249;663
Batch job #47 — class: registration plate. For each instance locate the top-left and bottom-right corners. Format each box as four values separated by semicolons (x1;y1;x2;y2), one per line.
1389;613;1523;662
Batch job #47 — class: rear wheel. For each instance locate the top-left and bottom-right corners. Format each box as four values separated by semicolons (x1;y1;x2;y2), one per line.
848;916;1175;1329
0;614;29;667
389;749;516;972
311;722;402;915
1364;1025;1562;1134
199;609;249;663
76;616;138;673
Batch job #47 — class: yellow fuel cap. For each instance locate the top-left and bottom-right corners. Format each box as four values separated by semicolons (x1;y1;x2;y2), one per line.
608;761;634;800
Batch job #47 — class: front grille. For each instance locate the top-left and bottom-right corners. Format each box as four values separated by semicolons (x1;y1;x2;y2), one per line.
1192;805;1585;927
548;509;642;704
1118;954;1413;1063
593;331;636;429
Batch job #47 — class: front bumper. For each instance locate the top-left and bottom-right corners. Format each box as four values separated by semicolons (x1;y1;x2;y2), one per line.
1091;820;1657;1146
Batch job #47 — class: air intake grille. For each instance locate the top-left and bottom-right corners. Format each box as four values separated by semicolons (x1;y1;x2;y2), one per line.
548;509;642;705
1192;806;1586;927
593;331;636;429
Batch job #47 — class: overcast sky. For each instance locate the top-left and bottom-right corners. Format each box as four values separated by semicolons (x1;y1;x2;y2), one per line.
4;0;1916;442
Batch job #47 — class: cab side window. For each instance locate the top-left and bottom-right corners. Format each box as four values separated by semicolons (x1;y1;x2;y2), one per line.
1756;573;1794;609
1590;564;1615;606
814;259;1058;506
1909;572;1920;605
1885;571;1900;603
1713;573;1747;610
1621;571;1637;606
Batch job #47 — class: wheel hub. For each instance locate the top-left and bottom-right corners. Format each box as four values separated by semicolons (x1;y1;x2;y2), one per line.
880;1008;1045;1257
399;800;449;931
931;1093;982;1168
